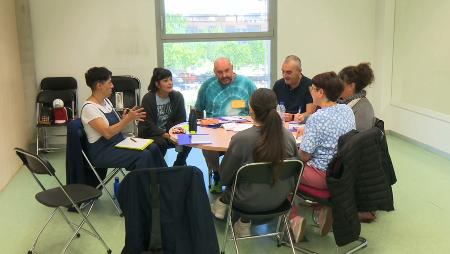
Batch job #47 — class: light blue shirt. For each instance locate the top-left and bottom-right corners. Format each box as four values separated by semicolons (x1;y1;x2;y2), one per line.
300;104;356;171
195;75;257;117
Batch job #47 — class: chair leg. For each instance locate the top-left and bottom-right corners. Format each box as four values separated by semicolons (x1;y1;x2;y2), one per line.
43;128;48;152
275;216;283;245
36;128;40;155
93;168;123;216
229;216;239;254
221;209;233;254
343;237;368;254
62;200;111;254
29;208;58;253
57;207;79;237
282;215;297;254
102;183;122;216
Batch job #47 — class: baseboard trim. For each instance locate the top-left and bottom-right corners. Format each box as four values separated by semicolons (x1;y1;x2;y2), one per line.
386;130;450;160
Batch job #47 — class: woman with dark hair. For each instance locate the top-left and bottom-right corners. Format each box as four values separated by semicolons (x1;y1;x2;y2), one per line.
81;67;166;171
138;67;191;166
211;88;299;237
290;72;356;242
339;63;378;222
338;63;375;131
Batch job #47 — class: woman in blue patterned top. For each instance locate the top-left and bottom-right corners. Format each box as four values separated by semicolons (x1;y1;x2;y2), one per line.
290;71;355;242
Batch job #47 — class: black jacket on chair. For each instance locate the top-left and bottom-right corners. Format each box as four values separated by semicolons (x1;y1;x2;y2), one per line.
118;166;219;254
66;118;106;186
326;119;396;246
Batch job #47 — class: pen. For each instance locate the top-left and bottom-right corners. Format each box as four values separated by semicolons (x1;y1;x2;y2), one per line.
130;137;137;142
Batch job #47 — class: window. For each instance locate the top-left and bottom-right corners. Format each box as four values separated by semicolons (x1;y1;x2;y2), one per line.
156;0;276;107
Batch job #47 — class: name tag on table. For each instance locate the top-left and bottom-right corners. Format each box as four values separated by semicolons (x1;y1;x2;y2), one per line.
231;100;246;109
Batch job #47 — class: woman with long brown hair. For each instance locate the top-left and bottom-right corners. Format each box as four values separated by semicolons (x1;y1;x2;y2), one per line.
211;88;299;237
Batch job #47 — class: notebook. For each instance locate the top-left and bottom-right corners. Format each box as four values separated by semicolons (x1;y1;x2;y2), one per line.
177;134;212;145
114;137;153;150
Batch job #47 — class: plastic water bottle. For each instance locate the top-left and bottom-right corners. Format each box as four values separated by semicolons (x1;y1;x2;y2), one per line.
188;106;197;134
114;177;120;199
277;102;286;121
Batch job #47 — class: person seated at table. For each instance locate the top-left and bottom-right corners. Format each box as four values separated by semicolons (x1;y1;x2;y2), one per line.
211;88;299;237
138;67;192;166
81;67;166;170
195;57;257;193
339;63;378;222
273;55;315;122
290;71;355;242
338;62;376;131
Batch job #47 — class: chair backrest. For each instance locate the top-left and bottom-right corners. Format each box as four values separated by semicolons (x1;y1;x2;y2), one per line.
111;76;140;91
230;159;304;215
40;77;77;90
36;89;77;104
234;160;303;185
15;148;55;175
109;76;141;109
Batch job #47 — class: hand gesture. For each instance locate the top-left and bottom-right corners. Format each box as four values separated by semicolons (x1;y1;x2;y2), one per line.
123;106;146;122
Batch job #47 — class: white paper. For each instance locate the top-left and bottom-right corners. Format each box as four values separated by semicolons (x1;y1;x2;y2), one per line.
115;137;152;150
190;134;212;144
222;123;253;132
220;116;245;121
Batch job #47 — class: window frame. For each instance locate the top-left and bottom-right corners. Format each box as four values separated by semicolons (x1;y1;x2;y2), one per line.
155;0;277;87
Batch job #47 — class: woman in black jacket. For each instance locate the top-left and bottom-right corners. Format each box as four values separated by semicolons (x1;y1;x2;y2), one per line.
138;68;191;166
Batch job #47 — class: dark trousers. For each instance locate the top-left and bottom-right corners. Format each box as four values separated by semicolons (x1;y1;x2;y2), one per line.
151;136;192;166
88;135;167;170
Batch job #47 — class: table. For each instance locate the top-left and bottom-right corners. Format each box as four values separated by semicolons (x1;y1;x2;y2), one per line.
169;118;302;152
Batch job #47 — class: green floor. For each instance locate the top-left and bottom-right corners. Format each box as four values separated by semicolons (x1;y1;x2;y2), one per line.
1;134;450;253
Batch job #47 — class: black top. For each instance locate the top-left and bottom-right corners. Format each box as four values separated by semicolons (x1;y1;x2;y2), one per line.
272;75;313;114
138;90;186;138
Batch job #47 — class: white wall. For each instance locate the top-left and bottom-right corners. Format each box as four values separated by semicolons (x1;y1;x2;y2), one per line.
277;0;380;116
0;0;28;190
29;0;158;103
392;0;450;116
374;0;450;155
277;0;376;78
27;0;450;157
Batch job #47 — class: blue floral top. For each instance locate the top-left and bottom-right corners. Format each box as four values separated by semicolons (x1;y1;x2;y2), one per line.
300;104;355;171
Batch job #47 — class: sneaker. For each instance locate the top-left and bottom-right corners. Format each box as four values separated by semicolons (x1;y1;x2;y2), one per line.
211;198;227;220
319;206;332;236
290;216;306;243
210;182;223;194
233;218;251;237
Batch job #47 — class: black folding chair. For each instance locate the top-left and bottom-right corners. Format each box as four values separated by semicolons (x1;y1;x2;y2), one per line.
109;75;141;135
14;148;111;254
221;160;304;254
36;77;77;154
